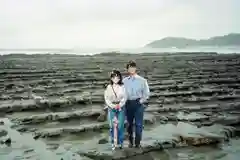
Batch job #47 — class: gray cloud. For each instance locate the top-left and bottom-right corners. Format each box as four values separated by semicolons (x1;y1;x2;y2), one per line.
0;0;239;48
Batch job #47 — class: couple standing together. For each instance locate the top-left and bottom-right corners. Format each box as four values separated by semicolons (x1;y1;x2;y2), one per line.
104;60;150;150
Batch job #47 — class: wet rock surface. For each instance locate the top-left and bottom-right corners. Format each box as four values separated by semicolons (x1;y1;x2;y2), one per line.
0;129;8;138
1;53;240;159
78;122;237;160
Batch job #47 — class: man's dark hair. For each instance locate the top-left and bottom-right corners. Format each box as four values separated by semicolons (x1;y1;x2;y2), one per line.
109;69;124;85
126;60;137;69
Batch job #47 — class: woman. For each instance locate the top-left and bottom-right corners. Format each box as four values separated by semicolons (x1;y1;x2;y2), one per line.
104;69;127;150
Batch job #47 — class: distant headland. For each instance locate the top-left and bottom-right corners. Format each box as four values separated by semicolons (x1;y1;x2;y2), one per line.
145;33;240;48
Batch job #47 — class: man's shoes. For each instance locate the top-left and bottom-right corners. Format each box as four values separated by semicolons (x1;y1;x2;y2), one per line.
135;144;141;148
128;137;133;148
135;137;141;147
128;143;133;148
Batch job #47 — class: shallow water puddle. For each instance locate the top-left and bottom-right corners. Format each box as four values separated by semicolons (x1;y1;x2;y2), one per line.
0;118;83;160
149;139;240;160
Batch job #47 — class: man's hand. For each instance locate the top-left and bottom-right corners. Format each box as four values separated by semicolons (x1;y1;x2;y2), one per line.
139;98;149;108
139;98;144;104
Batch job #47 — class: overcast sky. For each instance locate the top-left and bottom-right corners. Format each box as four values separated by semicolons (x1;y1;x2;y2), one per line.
0;0;239;48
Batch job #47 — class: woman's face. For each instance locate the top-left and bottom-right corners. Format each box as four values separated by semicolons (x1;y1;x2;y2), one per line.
111;76;120;84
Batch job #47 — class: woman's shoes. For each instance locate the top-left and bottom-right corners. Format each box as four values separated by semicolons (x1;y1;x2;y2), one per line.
111;144;123;151
111;143;141;150
112;144;116;151
119;144;123;149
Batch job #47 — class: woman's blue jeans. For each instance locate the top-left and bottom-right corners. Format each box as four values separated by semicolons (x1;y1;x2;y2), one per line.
108;108;125;145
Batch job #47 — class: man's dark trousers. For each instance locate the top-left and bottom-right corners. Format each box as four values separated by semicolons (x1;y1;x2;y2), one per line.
125;99;144;146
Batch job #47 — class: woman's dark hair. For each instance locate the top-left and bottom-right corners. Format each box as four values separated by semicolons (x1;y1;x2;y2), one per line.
126;60;137;69
110;69;123;85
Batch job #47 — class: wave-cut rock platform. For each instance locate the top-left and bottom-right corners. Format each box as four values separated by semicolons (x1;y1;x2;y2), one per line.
1;52;240;160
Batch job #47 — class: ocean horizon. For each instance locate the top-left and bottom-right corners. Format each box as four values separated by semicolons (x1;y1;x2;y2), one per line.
0;46;240;55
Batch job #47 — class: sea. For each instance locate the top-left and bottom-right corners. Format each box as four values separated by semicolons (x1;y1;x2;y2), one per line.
0;46;240;55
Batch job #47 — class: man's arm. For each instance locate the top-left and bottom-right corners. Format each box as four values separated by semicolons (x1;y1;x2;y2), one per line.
140;79;150;104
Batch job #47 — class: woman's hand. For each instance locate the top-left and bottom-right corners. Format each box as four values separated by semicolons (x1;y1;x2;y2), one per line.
115;104;121;110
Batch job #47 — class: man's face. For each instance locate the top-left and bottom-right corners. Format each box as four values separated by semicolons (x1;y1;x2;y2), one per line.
128;66;136;74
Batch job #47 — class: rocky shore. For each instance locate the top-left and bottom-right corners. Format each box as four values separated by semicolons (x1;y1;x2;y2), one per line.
0;52;240;160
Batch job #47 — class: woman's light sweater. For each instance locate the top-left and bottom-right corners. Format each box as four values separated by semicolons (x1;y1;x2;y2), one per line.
104;84;127;109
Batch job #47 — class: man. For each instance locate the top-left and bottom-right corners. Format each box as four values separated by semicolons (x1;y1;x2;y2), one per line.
123;60;150;148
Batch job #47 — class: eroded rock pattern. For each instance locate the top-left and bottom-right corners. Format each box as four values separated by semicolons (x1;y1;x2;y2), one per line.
0;52;240;159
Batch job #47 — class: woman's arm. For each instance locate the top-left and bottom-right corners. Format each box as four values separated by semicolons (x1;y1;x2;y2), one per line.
104;85;115;108
119;85;127;107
